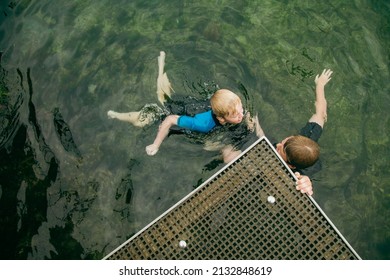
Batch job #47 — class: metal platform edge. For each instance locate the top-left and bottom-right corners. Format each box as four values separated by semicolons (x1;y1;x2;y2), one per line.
103;136;361;260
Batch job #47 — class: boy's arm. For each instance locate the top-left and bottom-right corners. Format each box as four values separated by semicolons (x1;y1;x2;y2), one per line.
309;69;333;128
245;113;265;138
146;115;179;155
253;115;265;138
222;114;265;164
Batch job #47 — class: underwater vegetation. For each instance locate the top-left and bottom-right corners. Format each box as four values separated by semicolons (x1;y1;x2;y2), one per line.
0;0;389;259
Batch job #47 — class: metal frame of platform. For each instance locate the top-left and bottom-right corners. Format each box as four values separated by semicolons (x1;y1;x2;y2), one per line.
104;136;361;260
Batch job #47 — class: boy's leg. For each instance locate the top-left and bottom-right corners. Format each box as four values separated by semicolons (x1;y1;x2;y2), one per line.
107;51;172;126
107;110;153;127
156;51;174;104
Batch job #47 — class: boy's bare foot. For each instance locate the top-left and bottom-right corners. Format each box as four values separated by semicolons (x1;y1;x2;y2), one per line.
107;110;117;119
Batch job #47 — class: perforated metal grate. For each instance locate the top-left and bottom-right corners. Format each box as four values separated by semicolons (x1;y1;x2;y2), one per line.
104;137;360;260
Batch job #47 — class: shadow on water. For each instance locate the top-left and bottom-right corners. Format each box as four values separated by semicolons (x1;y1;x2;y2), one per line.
52;107;82;159
0;48;92;258
0;65;58;258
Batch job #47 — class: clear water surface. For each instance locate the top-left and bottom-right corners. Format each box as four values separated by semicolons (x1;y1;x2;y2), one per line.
0;0;389;259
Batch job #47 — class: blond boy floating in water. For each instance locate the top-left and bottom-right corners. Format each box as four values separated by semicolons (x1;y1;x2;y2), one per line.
107;51;314;195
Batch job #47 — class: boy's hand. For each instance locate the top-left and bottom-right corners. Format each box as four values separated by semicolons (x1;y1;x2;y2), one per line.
315;69;333;87
146;144;159;156
244;112;265;138
245;112;255;132
295;172;313;196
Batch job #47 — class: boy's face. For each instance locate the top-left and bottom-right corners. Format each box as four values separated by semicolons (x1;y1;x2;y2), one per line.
221;103;244;124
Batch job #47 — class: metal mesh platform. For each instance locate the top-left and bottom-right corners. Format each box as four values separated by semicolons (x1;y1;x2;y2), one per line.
104;137;360;260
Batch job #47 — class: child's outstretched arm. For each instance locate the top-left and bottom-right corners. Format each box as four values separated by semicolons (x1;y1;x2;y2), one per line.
253;115;265;138
245;113;265;138
309;69;333;128
146;115;179;155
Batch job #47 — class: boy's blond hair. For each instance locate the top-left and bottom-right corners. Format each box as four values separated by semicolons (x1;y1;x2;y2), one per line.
284;135;320;169
210;89;242;118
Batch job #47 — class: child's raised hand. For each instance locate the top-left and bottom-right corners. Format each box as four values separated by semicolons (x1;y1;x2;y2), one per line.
315;69;333;87
146;144;159;156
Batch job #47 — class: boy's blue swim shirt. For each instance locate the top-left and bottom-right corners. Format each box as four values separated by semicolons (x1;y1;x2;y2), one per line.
177;110;220;133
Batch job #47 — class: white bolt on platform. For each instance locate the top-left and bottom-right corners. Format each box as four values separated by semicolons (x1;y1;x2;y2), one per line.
267;195;276;204
179;240;187;248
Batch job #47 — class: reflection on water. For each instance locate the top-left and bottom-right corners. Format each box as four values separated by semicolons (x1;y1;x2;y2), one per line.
0;0;389;259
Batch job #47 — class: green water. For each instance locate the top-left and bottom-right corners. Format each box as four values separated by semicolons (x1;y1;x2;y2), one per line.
0;0;389;259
